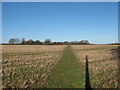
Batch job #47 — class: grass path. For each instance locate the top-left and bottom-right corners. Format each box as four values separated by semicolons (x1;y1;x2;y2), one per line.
47;45;85;88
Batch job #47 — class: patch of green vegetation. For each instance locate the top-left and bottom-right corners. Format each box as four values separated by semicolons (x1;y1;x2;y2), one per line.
47;45;85;88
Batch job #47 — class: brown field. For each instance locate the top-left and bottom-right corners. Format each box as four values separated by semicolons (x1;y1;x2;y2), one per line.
2;45;66;88
0;45;2;89
2;45;119;88
72;45;119;88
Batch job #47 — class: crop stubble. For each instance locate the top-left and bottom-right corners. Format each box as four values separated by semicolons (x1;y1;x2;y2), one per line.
2;45;66;88
2;45;119;88
72;45;119;88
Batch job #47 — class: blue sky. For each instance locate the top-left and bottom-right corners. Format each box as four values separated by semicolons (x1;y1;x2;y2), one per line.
2;2;118;44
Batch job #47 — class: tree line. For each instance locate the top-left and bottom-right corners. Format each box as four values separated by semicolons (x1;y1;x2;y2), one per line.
7;38;90;45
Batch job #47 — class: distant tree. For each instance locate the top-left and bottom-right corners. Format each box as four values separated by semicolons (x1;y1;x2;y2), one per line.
44;39;51;45
51;42;56;45
34;40;43;45
34;40;39;45
39;41;43;45
8;38;90;45
79;40;90;45
14;38;20;44
9;38;15;44
63;41;69;45
70;41;78;45
27;39;34;45
21;38;26;44
58;42;63;45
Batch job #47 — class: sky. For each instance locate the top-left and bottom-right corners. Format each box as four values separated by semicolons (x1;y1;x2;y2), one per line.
2;0;120;2
2;2;118;44
0;1;1;43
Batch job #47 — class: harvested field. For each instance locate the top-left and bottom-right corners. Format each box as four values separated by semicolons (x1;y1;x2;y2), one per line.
2;45;66;88
72;45;119;88
2;45;119;88
2;45;65;53
0;45;2;89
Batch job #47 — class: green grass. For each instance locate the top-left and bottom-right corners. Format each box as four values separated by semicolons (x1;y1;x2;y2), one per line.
47;45;85;88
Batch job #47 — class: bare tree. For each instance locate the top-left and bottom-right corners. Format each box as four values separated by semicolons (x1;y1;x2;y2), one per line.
21;38;26;44
44;39;51;45
27;39;34;45
15;38;20;44
9;38;15;44
79;40;90;45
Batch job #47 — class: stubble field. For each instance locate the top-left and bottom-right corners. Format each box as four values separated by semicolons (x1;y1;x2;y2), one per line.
2;45;119;88
2;45;66;88
72;45;119;88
